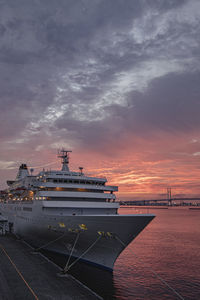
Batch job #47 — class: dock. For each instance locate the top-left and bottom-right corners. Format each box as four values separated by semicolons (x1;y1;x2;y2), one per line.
0;234;102;300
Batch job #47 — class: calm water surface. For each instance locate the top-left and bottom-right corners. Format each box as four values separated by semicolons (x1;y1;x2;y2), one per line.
44;207;200;299
113;207;200;300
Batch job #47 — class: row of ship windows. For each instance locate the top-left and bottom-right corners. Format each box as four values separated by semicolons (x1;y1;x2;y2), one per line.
39;187;104;193
3;206;33;211
1;197;112;203
44;179;105;185
11;206;32;211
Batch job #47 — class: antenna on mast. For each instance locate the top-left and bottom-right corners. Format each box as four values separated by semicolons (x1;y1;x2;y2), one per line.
58;149;72;171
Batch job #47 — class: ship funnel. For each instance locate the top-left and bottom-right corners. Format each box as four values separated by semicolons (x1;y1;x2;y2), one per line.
79;167;84;175
16;164;29;180
58;149;72;171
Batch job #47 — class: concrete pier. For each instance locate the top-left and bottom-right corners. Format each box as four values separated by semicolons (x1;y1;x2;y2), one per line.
0;234;102;300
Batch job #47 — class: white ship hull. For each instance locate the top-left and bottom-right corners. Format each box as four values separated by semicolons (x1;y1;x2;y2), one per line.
0;202;154;271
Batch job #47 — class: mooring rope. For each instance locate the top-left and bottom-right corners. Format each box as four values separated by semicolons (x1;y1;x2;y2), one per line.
35;233;66;251
115;235;185;300
63;232;80;273
64;235;102;272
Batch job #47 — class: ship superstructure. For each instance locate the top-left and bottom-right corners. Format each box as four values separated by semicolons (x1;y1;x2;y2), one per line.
0;150;154;271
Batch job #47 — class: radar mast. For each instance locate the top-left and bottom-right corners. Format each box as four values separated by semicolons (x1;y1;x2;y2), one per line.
58;149;72;171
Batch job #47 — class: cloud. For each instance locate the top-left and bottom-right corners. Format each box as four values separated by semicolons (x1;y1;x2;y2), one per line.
193;152;200;156
53;70;200;154
0;0;200;195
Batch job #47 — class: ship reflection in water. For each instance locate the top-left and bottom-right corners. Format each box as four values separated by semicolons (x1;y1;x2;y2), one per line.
42;206;200;300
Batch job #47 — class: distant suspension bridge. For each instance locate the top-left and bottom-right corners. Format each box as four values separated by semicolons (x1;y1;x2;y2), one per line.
120;188;200;206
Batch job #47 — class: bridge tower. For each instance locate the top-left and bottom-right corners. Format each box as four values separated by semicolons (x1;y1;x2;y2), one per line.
167;187;172;206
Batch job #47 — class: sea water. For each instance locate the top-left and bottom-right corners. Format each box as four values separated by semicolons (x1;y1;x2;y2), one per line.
113;207;200;300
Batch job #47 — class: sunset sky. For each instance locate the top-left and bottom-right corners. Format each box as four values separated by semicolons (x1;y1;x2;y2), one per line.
0;0;200;200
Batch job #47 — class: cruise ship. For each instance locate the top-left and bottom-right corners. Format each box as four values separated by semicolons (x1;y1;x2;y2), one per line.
0;150;155;271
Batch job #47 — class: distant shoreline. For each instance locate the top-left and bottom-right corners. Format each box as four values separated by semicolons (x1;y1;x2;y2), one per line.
189;207;200;210
120;206;168;209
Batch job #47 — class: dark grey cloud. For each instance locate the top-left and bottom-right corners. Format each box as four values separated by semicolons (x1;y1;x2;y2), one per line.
54;70;200;152
0;0;199;155
132;72;200;133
